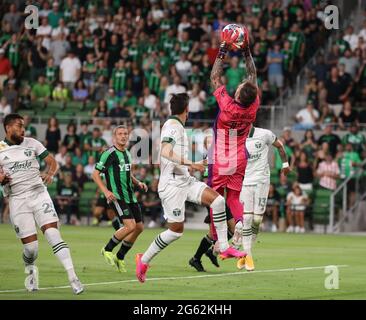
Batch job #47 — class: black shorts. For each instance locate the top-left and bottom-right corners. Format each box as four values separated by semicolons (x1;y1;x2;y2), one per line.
95;197;108;208
109;200;143;223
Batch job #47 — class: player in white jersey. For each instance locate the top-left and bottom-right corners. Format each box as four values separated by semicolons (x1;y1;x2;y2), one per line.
0;114;83;294
135;93;246;283
235;126;290;271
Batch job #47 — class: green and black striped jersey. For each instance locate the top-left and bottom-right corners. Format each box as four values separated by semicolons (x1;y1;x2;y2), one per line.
95;146;137;204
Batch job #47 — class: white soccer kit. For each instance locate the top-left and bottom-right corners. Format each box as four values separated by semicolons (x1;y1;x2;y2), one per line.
240;127;277;214
0;138;58;238
159;116;207;223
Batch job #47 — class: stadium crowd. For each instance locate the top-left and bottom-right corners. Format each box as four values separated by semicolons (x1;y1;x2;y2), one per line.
0;0;365;232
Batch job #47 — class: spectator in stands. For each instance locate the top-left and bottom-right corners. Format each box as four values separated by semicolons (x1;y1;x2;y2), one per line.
93;75;109;101
73;164;89;194
56;173;80;225
338;101;359;130
109;102;130;118
294;100;319;130
84;156;96;178
28;37;48;83
60;154;76;180
143;87;159;118
342;123;366;157
36;16;52;49
52;82;69;109
338;49;360;78
92;99;108;123
164;75;186;105
60;50;81;90
48;2;63;29
325;67;346;117
31;75;51;107
300;129;317;161
343;25;359;51
188;83;206;120
23;115;37;138
0;48;11;90
2;82;18;111
296;151;314;193
45;117;61;154
2;4;21;33
319;103;336;127
78;121;92;152
265;184;280;232
62;123;79;154
318;124;341;157
175;53;192;84
84;127;107;162
101;120;113;146
49;33;70;67
305;77;319;109
0;97;11;118
316;153;340;191
281;127;298;151
72;80;89;106
311;54;327;82
72;147;87;166
267;43;284;94
286;183;308;233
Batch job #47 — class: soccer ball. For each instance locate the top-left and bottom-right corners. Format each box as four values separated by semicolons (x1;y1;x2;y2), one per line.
222;24;246;50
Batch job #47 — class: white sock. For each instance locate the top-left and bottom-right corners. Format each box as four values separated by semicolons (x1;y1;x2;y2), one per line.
211;196;229;252
141;229;182;264
252;214;263;244
23;241;38;269
232;220;243;249
242;213;253;256
44;228;77;282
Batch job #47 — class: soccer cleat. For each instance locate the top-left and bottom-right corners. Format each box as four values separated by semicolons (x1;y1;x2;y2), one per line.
189;257;206;272
135;253;149;283
101;248;115;266
244;255;255;271
237;256;246;270
24;267;38;292
205;248;220;268
114;255;127;273
219;246;247;260
70;278;84;295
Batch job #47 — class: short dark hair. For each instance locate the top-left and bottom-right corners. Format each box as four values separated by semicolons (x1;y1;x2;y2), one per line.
3;113;23;132
170;93;189;115
239;82;257;107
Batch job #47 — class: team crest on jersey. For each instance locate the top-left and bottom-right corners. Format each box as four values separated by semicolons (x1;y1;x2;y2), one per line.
24;150;32;157
255;141;262;149
173;208;181;216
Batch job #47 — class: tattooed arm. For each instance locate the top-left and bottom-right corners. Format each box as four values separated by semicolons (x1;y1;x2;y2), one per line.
210;55;225;90
242;46;257;86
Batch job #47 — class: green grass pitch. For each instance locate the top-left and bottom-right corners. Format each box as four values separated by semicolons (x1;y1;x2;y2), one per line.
0;224;365;300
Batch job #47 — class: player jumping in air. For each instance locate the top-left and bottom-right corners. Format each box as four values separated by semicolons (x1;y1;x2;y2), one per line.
208;27;260;249
0;114;83;294
135;93;246;283
235;126;290;271
92;125;148;273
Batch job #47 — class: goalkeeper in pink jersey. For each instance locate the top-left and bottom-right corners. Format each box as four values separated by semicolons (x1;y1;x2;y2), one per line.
208;26;260;242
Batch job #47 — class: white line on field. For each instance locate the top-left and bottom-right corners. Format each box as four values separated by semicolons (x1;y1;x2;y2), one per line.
0;264;348;294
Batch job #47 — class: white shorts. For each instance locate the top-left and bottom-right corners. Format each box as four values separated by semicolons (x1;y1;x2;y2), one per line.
240;182;270;214
159;177;207;223
9;188;59;239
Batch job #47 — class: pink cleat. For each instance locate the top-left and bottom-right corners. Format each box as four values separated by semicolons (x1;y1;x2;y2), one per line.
219;246;247;260
135;253;149;283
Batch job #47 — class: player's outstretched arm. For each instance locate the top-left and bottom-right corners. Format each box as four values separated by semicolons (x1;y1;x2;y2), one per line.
41;154;59;185
272;139;290;176
210;29;238;90
241;28;257;86
161;142;205;173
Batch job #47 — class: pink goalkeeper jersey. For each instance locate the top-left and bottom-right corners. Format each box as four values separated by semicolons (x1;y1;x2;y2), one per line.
208;85;260;191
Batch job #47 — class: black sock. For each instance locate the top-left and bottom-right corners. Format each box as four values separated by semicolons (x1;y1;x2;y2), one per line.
105;234;121;252
112;217;120;230
194;235;213;260
116;240;133;260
